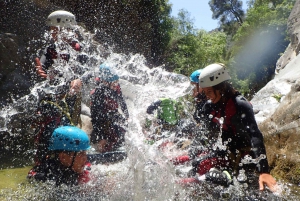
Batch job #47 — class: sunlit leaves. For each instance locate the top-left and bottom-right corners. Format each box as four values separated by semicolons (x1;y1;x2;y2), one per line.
209;0;245;35
229;0;295;97
166;28;227;76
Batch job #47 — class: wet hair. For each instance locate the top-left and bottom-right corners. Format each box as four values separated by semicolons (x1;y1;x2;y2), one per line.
212;81;237;103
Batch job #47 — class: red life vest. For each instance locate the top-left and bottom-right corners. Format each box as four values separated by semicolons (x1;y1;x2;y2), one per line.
78;162;92;184
210;98;237;135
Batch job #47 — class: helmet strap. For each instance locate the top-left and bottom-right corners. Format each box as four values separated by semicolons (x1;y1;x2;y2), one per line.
196;84;200;93
69;152;77;169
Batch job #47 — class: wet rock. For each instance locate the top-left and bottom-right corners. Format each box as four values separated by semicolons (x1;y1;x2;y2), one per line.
276;0;300;73
256;72;300;184
251;0;300;185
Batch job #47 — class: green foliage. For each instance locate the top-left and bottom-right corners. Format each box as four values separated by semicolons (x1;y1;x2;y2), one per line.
174;9;196;35
162;0;295;96
272;94;283;102
209;0;245;35
165;11;227;76
228;0;295;95
139;0;174;64
234;0;295;48
209;0;244;23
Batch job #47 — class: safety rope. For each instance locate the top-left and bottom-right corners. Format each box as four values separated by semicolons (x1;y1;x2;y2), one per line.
42;100;74;126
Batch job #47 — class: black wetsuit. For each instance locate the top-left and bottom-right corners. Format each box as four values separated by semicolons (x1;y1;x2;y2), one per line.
28;156;91;186
90;83;129;150
193;92;207;123
32;97;72;165
199;92;269;174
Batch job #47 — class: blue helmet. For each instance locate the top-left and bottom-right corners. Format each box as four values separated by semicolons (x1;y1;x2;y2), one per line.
99;63;119;82
190;69;203;83
48;126;91;151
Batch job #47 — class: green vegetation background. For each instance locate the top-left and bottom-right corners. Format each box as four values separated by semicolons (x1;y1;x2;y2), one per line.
155;0;295;98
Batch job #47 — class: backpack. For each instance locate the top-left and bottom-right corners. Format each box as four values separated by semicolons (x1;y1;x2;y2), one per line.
158;98;180;125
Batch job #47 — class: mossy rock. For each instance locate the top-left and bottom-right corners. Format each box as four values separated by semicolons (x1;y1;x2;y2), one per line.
0;167;31;190
271;159;300;184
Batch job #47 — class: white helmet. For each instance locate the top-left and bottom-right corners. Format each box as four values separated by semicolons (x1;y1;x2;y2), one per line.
46;10;76;28
199;63;231;88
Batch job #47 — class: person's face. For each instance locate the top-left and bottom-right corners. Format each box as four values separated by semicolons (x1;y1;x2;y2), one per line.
203;87;221;104
49;26;72;42
109;80;119;91
69;79;82;96
59;151;87;173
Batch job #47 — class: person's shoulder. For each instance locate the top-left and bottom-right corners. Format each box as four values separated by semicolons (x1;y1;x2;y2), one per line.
202;101;213;114
234;94;252;109
203;100;212;107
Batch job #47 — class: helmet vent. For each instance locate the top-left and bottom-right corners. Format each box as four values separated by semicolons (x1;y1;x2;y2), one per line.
209;76;214;81
56;18;61;23
75;140;80;145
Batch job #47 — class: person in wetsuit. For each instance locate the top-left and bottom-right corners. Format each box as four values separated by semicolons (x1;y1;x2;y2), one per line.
31;85;73;165
174;63;278;191
35;10;89;127
189;69;207;124
28;126;91;186
90;63;129;153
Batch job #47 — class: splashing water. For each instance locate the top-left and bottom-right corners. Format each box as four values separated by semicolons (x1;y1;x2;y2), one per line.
0;26;299;200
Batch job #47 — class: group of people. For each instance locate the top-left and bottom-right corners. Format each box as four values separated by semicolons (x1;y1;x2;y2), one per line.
28;10;129;186
28;9;278;193
146;64;278;192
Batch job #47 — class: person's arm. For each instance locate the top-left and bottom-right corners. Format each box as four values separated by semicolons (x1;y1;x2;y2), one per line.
68;79;82;96
146;100;161;114
35;45;56;78
116;86;129;119
236;96;269;173
259;173;278;192
35;57;47;78
70;40;81;51
193;100;206;123
236;96;278;192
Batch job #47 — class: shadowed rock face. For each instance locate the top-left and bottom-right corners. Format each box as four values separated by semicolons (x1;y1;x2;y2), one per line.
252;0;300;185
0;33;33;105
0;1;59;105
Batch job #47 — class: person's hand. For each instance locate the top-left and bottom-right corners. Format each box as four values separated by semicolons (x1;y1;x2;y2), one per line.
259;173;279;192
35;58;47;78
69;79;82;96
